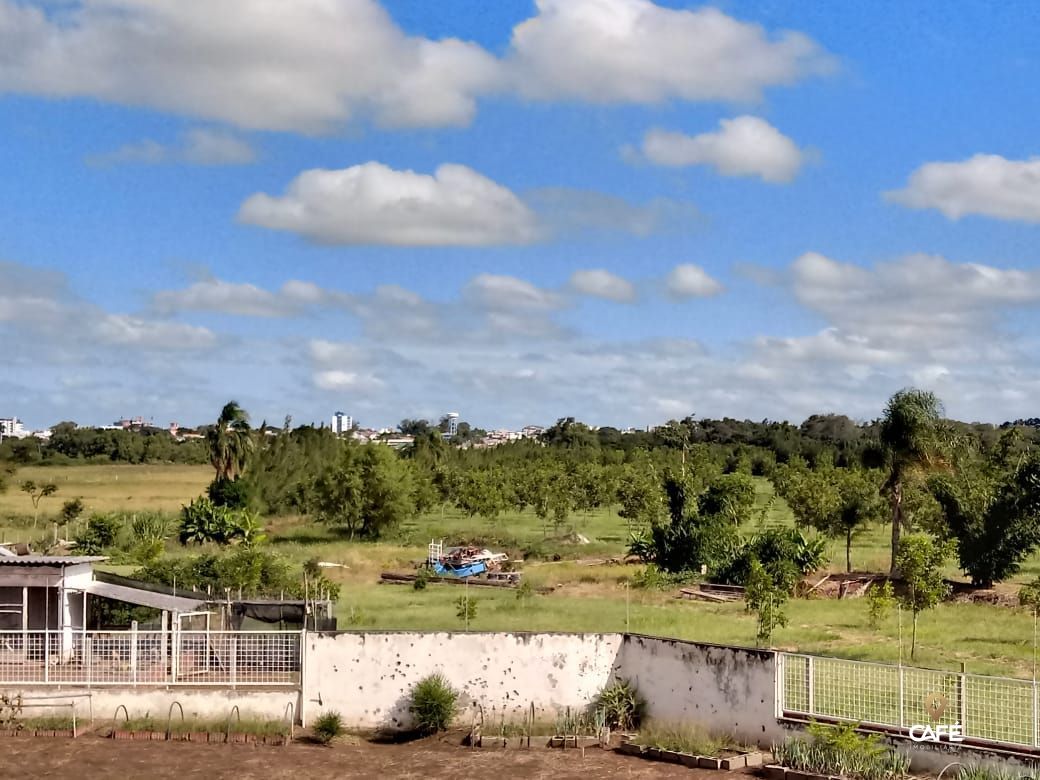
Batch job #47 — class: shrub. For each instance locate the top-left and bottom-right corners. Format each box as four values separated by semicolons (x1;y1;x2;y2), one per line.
312;710;343;745
595;678;645;730
773;722;910;780
455;594;477;625
867;580;895;629
208;477;253;509
637;720;739;756
413;568;429;591
73;514;122;554
409;674;458;735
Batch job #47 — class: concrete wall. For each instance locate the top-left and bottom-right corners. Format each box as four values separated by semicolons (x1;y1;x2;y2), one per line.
616;634;782;745
9;687;298;726
302;631;623;730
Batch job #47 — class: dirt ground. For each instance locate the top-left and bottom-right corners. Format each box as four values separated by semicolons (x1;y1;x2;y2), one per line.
0;734;753;780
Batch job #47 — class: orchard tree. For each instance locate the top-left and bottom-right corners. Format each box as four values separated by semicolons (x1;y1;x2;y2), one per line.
895;533;953;659
745;558;788;646
879;389;948;576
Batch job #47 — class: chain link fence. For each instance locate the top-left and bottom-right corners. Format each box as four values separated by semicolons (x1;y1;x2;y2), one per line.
0;630;301;687
779;653;1037;749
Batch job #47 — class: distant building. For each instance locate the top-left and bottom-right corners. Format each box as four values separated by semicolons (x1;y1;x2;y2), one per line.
445;412;459;438
331;411;353;436
0;418;27;439
520;425;544;439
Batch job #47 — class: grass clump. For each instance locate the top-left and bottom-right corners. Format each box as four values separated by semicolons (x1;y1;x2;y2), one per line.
312;710;344;745
636;720;744;756
409;673;459;735
772;722;910;780
595;678;645;730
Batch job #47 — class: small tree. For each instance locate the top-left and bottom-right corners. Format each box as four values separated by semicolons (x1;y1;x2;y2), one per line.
745;558;788;646
20;480;58;527
895;534;953;660
55;498;85;542
455;593;477;627
866;580;896;630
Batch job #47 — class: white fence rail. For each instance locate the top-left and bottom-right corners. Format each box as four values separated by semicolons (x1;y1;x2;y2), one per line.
0;630;301;687
779;652;1037;749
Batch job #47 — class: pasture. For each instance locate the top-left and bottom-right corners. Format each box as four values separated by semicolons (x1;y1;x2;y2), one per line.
0;463;1034;678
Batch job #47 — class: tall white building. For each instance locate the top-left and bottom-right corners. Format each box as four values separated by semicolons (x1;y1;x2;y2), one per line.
0;418;27;440
331;411;353;436
446;412;460;437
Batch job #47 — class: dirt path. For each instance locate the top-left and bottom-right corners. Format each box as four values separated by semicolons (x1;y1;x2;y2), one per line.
1;734;749;779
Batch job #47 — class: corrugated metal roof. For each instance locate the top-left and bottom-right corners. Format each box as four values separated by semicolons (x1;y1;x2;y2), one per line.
78;580;208;613
0;556;108;566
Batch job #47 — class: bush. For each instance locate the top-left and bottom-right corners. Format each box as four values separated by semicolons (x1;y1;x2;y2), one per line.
410;673;458;735
867;580;895;629
207;477;252;509
637;720;740;756
312;710;343;745
73;514;122;554
773;722;910;780
413;568;429;591
595;678;645;730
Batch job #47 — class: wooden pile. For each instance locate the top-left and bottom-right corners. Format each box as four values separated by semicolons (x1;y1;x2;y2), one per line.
678;583;745;603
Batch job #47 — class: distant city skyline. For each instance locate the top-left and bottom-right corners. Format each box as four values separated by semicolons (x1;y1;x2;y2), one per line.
3;2;1040;428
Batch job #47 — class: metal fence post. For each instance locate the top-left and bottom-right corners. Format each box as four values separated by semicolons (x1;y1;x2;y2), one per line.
130;622;138;687
959;663;967;736
807;656;815;716
1034;679;1039;748
44;631;49;683
85;635;92;689
898;666;905;728
230;635;237;689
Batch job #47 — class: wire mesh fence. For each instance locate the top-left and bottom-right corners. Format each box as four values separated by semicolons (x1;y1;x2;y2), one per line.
0;630;301;687
779;652;1037;749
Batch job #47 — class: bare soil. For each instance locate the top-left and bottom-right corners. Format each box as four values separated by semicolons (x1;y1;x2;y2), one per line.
0;733;752;780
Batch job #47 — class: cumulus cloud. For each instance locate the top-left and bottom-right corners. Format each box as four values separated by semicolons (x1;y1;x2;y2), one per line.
0;0;829;134
0;0;499;132
569;269;637;302
89;128;256;167
506;0;832;104
464;274;565;312
665;264;724;299
152;278;343;317
886;154;1040;223
639;116;806;182
0;260;217;354
238;162;541;247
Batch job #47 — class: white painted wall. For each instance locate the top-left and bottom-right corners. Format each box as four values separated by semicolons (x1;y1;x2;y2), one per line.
302;631;623;730
11;688;298;726
616;634;782;745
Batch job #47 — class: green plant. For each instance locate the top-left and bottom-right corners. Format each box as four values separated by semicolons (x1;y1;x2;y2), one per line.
455;593;477;625
636;720;741;756
957;766;1020;780
515;579;534;605
867;580;896;629
73;513;122;554
409;673;458;735
413;568;429;590
312;710;343;745
0;693;23;728
745;558;788;646
773;722;910;780
595;678;645;730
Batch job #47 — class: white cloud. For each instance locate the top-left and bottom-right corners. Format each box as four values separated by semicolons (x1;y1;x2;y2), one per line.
93;315;216;350
464;274;565;312
886;154;1040;223
527;188;700;237
506;0;832;104
238;162;540;247
0;0;829;134
313;370;385;393
151;278;347;317
0;0;499;133
88;128;256;167
569;269;637;302
665;264;724;299
640;116;806;183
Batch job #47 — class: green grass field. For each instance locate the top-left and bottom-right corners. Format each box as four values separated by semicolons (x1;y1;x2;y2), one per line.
1;463;1037;678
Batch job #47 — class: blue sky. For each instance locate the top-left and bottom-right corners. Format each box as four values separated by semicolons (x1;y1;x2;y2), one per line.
3;0;1040;431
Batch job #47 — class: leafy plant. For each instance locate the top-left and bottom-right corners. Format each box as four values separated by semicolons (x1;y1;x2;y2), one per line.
895;533;953;659
409;673;458;735
455;594;477;625
637;720;741;756
595;678;645;730
867;580;896;629
312;710;343;745
73;513;122;554
773;722;910;780
745;558;788;646
413;568;429;591
515;578;534;606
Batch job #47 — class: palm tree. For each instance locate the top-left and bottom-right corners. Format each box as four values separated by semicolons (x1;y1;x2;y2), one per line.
879;389;945;576
207;401;254;482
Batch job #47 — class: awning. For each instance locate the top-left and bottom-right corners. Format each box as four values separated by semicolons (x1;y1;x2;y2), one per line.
76;580;209;614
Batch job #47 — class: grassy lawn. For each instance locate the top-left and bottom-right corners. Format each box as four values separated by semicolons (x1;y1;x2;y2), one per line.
1;463;1037;679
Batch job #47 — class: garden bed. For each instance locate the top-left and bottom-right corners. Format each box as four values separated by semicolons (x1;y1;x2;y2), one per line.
617;740;765;770
106;715;291;745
